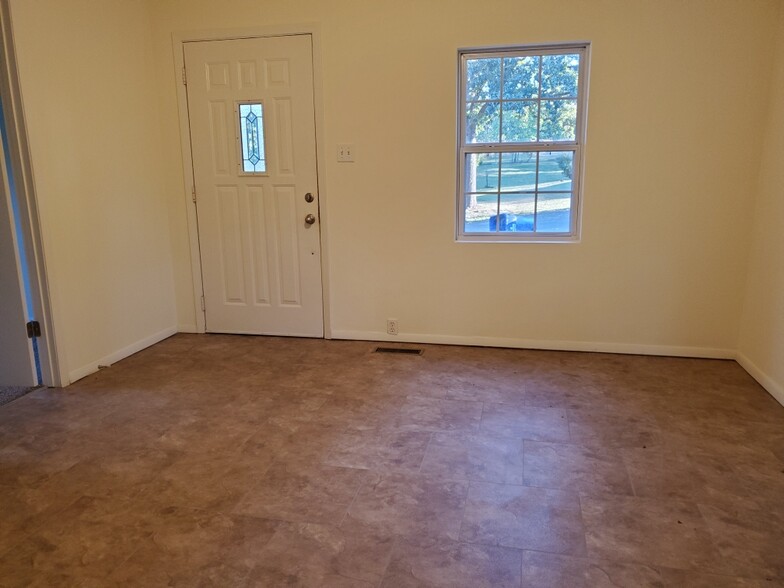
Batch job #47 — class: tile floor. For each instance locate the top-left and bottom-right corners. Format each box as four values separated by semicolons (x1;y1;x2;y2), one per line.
0;334;783;587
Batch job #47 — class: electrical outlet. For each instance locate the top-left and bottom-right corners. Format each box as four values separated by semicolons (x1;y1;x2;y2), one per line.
337;144;354;162
386;319;399;336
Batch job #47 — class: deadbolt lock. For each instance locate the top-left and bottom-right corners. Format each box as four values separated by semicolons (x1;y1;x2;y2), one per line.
304;192;314;203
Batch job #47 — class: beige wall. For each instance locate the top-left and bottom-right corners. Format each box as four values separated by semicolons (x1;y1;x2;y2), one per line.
739;4;784;404
151;0;778;355
11;0;177;383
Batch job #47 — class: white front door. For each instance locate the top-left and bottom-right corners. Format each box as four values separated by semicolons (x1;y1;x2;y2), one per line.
184;35;323;337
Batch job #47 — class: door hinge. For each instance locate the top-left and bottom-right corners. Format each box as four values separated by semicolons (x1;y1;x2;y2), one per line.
182;66;187;85
200;296;205;311
26;320;41;338
191;185;197;203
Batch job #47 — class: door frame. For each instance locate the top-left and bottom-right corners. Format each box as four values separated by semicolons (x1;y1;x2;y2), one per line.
0;0;63;386
172;25;332;337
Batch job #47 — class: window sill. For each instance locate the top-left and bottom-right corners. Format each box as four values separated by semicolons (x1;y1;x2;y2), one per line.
456;234;581;244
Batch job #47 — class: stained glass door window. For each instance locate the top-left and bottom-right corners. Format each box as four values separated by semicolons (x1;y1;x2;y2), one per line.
238;103;266;173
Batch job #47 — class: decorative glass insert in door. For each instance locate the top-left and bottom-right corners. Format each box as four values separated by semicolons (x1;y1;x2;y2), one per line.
238;103;266;173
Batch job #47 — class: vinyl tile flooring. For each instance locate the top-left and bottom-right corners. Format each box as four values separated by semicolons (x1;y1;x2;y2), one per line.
0;334;783;587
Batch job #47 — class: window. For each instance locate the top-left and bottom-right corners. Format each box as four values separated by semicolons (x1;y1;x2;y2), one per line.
457;43;590;241
238;102;267;173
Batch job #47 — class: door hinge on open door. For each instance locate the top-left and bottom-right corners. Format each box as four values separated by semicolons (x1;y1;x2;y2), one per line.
191;185;196;203
26;321;41;338
200;296;205;311
182;66;187;85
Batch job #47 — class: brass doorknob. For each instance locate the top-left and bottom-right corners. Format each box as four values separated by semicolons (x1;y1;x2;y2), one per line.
305;214;316;225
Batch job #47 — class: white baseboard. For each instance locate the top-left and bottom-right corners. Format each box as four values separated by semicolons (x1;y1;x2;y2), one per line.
736;351;784;407
177;324;199;333
330;330;736;359
68;326;178;384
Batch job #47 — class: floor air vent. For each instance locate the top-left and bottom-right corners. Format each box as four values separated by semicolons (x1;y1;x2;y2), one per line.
374;347;423;355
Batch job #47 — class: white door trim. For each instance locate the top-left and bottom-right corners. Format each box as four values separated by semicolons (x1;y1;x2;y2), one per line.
172;25;331;338
0;0;63;386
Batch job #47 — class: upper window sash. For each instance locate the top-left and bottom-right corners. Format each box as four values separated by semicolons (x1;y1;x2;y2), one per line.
459;44;589;149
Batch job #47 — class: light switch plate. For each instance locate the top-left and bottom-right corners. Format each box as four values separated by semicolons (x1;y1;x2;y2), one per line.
337;144;354;162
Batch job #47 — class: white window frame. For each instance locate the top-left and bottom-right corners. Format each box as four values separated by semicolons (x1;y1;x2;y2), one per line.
456;42;591;243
